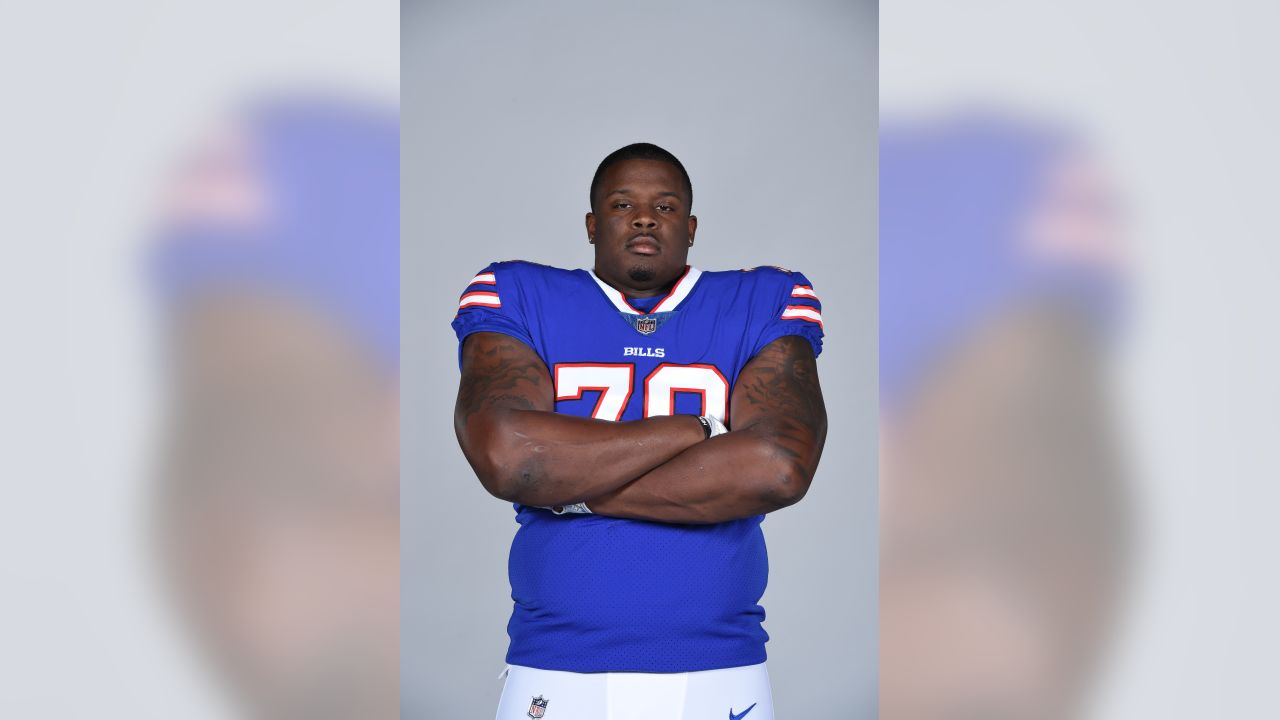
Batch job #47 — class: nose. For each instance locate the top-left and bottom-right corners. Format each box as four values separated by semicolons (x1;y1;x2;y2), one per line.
631;211;657;231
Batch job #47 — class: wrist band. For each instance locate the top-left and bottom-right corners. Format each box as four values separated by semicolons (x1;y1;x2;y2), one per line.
695;415;713;439
702;415;728;438
551;502;592;515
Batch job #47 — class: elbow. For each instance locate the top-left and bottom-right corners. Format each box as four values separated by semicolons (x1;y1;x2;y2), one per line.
468;450;543;504
478;465;541;504
456;409;543;504
473;443;545;505
760;464;812;509
748;428;822;510
469;453;516;502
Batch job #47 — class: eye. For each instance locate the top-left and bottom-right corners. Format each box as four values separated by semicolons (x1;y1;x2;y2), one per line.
613;202;631;210
657;204;674;212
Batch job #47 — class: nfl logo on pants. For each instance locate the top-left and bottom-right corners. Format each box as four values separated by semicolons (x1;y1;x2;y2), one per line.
527;695;549;718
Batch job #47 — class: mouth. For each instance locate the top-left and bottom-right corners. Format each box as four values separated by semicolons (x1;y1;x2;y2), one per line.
626;234;660;256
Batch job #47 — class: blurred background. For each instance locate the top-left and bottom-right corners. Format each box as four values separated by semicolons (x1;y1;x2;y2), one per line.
0;2;396;718
882;0;1280;717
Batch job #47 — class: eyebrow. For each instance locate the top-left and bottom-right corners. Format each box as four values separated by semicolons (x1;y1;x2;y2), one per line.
606;189;683;200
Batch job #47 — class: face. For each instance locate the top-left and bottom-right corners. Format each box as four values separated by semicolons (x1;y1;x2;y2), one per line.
586;158;697;295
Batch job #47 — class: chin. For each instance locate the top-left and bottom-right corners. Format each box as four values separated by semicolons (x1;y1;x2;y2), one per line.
627;266;657;283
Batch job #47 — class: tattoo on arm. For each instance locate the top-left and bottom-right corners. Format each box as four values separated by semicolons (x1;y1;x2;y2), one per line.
456;332;552;424
733;335;828;482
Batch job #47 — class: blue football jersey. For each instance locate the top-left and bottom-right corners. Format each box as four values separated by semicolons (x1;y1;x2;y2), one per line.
452;261;824;673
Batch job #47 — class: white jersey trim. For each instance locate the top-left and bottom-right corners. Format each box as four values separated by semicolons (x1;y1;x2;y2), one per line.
588;266;703;315
781;304;823;327
654;267;702;313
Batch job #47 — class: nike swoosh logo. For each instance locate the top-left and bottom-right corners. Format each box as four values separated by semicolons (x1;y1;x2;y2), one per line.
729;703;757;720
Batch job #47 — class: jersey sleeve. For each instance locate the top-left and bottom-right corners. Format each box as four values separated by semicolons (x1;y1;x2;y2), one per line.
450;262;536;365
750;269;824;359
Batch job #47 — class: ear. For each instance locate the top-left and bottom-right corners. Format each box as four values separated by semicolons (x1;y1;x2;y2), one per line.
585;212;596;243
687;215;698;245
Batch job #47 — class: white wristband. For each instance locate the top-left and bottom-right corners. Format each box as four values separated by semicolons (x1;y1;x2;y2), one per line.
549;502;592;515
702;415;728;438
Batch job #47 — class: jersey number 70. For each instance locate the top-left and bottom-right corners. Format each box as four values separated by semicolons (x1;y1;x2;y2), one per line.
553;363;729;424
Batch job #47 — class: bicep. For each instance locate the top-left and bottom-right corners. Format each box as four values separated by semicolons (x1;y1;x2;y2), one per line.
455;331;554;431
730;334;827;441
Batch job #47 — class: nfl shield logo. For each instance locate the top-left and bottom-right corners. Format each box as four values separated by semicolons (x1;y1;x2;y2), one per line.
636;315;658;335
527;695;548;718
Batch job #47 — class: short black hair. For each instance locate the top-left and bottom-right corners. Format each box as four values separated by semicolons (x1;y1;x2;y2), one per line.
589;142;693;211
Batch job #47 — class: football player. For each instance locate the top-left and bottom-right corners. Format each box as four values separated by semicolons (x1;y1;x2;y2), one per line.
453;143;828;719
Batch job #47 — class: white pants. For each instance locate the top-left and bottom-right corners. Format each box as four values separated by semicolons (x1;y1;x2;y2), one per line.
495;662;774;720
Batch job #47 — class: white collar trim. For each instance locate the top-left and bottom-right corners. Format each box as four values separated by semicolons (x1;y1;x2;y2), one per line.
588;266;702;315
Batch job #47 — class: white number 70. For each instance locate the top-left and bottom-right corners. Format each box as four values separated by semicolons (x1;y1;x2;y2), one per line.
554;363;729;424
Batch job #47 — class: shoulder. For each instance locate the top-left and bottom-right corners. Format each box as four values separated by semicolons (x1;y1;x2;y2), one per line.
468;259;548;277
457;261;590;315
739;264;812;281
700;265;816;295
740;264;798;275
461;260;581;288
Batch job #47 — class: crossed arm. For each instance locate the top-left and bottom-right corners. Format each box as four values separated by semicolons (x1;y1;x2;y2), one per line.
453;331;827;524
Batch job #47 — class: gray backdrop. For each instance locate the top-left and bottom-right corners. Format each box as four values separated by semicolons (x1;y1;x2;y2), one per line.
402;1;878;715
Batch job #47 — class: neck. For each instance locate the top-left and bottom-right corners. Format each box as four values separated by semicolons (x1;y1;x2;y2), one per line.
594;265;686;298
